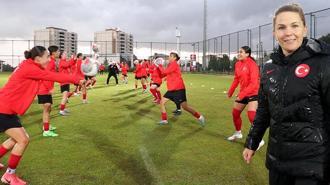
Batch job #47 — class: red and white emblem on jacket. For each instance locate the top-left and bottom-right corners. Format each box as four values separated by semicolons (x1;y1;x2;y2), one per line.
295;64;310;78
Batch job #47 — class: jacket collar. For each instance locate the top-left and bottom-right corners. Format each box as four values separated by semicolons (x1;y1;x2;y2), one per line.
270;38;329;66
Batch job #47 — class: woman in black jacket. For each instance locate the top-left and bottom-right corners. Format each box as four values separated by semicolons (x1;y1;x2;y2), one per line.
243;4;330;185
106;61;119;85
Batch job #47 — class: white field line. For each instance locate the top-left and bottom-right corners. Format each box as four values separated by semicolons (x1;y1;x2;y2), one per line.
139;146;164;185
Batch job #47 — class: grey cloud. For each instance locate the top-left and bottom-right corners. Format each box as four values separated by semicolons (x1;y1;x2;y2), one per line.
0;0;328;42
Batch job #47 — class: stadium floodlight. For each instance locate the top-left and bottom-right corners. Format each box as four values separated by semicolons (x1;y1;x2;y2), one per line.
176;27;181;55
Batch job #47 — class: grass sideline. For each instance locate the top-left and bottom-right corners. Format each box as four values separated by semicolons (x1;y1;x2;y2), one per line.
0;72;268;185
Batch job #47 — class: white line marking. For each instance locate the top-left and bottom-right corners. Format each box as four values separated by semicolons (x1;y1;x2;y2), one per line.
139;146;164;185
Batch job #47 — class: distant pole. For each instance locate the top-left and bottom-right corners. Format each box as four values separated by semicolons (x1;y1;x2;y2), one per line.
175;27;181;55
202;0;207;69
12;40;14;68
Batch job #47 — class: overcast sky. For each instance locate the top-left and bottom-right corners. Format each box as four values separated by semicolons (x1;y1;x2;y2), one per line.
0;0;329;42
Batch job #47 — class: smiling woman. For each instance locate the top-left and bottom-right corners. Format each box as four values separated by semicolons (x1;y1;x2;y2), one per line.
272;4;307;56
242;3;330;185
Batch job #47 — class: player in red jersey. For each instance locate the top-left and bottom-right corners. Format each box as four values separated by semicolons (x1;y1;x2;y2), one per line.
140;60;148;93
133;60;142;89
37;45;59;137
76;54;88;103
120;62;129;84
158;52;205;126
0;46;84;185
226;46;264;148
99;64;105;75
150;58;163;104
58;52;75;116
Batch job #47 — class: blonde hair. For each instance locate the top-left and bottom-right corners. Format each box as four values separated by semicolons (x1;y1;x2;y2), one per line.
273;3;306;30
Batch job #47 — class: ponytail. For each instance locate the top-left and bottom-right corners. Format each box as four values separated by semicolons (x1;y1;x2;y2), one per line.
24;46;47;60
24;50;32;59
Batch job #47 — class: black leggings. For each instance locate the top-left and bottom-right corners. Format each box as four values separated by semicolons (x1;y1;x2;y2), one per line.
107;73;118;85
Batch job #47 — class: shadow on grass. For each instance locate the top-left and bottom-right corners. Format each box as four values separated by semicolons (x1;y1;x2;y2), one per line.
178;120;236;143
24;102;85;118
102;93;139;102
79;128;155;185
144;126;203;167
111;104;155;130
87;84;108;90
124;97;150;110
112;89;137;97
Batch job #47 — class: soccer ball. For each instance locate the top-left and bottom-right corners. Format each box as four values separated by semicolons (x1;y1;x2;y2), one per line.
81;61;93;74
92;43;99;53
81;58;98;76
154;58;164;66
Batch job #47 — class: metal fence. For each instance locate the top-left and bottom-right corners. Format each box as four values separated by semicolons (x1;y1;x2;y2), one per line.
193;7;330;69
0;8;329;71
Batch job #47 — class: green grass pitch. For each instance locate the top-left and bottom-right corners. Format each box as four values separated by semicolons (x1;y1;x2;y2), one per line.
0;72;268;185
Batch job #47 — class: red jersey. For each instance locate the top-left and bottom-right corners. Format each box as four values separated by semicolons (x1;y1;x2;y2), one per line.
140;62;148;77
228;57;260;100
38;56;57;95
159;60;185;91
75;59;84;78
0;59;81;115
144;61;150;75
59;58;75;86
134;63;142;78
121;64;128;75
70;59;77;74
149;64;155;76
151;64;163;85
99;64;105;71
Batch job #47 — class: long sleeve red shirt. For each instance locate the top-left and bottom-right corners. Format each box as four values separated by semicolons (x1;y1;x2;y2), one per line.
159;60;185;91
59;58;75;86
0;59;81;115
151;64;163;85
70;59;77;74
37;56;57;95
134;64;142;77
75;59;85;78
121;64;128;75
140;62;148;77
228;57;260;100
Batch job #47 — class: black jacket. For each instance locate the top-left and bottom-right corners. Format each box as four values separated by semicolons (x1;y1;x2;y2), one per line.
245;38;330;181
108;64;119;74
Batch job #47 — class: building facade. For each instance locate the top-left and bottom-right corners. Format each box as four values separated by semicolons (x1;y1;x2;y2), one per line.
34;27;77;56
94;28;133;66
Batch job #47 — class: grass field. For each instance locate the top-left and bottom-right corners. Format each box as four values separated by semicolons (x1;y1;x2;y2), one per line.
0;72;268;185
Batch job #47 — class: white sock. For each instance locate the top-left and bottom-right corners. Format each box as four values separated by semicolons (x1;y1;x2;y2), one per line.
6;168;16;174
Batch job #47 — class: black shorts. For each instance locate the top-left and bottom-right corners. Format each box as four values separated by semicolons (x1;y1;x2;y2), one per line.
37;95;53;104
164;89;187;105
60;84;70;93
135;76;141;80
235;95;258;105
122;74;128;77
141;76;147;79
151;83;161;87
85;76;94;80
0;114;22;132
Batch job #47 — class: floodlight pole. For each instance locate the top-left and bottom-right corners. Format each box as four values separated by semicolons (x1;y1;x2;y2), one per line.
176;27;181;55
202;0;207;70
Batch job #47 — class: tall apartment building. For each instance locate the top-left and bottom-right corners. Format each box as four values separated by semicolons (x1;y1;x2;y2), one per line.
94;28;133;65
34;27;77;56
